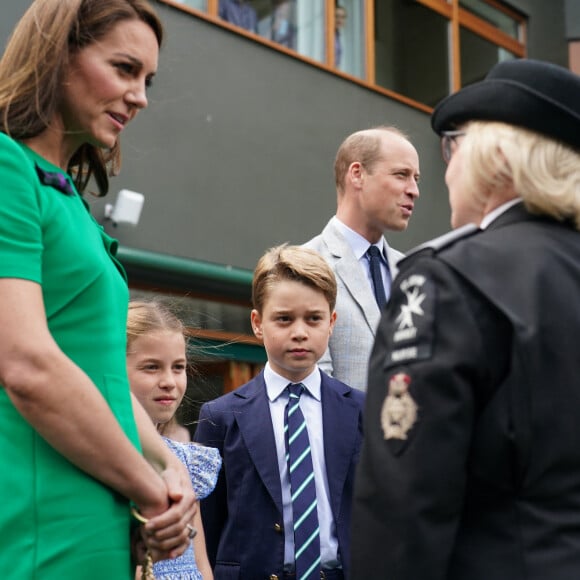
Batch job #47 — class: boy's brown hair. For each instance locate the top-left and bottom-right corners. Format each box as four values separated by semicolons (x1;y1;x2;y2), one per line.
252;244;337;313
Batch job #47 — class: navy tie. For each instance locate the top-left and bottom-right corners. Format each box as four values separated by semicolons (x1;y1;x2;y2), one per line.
284;383;321;580
367;245;387;310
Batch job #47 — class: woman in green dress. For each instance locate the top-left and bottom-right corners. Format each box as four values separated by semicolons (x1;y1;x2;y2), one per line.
0;1;196;577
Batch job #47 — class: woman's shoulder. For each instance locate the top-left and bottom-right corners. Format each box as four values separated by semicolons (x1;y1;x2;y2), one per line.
0;132;35;173
0;131;20;150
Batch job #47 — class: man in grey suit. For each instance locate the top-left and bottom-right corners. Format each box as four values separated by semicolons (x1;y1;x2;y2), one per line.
304;126;420;391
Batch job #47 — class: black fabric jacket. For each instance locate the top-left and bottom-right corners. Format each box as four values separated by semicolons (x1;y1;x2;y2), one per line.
351;203;580;580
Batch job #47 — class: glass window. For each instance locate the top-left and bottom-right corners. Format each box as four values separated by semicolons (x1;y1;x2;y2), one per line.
218;0;260;33
164;0;526;111
460;25;516;86
374;0;450;107
176;0;207;10
250;0;326;62
459;0;520;39
258;1;298;49
295;0;325;61
335;0;365;78
219;1;325;62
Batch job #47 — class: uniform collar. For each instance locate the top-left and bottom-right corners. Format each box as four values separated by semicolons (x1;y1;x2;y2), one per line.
480;198;522;229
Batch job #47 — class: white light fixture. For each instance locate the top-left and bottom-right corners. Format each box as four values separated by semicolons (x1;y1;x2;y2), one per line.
104;189;144;226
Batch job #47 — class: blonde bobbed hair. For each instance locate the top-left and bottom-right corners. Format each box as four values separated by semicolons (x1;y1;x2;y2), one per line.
461;121;580;229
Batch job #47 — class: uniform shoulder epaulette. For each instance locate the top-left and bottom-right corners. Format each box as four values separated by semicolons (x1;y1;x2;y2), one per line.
402;223;480;261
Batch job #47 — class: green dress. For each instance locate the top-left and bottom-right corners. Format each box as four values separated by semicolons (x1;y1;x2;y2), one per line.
0;132;139;578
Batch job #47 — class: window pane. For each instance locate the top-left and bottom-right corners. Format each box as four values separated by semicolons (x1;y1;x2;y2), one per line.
176;0;207;10
218;0;260;33
218;1;324;62
295;0;325;61
460;26;516;86
256;0;325;60
263;1;298;49
335;0;365;78
374;0;449;107
460;0;520;39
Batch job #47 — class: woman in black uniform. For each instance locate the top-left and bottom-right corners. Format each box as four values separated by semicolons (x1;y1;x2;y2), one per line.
351;58;580;580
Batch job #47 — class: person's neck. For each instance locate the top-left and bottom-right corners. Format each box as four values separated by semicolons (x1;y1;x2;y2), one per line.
335;212;382;244
22;125;78;170
483;188;519;217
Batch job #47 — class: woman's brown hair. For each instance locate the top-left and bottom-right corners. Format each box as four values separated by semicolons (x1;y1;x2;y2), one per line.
0;0;163;196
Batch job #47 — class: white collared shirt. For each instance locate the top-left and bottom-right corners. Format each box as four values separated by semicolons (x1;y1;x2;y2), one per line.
332;216;392;298
264;363;340;570
480;198;523;229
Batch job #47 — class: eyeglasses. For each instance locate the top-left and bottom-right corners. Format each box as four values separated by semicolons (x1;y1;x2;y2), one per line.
440;130;466;164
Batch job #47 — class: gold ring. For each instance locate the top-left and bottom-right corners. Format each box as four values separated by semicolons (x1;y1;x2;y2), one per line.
186;524;197;539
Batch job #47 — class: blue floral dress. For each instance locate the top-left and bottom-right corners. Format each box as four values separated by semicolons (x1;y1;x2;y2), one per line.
154;440;222;580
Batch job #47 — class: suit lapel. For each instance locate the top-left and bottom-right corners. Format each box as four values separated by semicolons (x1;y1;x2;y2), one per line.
321;374;360;520
234;375;284;515
385;244;404;280
324;221;381;332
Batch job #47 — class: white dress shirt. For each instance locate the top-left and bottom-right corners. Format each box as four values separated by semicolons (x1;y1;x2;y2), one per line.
333;216;392;298
480;198;522;229
264;363;340;571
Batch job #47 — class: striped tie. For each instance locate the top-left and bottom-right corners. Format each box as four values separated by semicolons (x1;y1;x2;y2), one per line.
284;383;321;580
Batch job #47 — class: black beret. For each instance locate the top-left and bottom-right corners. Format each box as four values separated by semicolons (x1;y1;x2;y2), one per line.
431;59;580;152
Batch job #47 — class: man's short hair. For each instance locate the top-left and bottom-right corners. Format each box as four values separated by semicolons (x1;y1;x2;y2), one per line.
334;126;409;193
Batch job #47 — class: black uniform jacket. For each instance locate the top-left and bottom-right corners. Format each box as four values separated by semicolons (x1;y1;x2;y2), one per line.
351;203;580;580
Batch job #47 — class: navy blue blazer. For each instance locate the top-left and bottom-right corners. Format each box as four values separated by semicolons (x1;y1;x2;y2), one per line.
194;370;365;579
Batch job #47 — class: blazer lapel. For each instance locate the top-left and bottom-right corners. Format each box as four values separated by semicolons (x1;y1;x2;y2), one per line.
321;375;361;520
234;375;284;515
324;221;381;332
385;244;404;280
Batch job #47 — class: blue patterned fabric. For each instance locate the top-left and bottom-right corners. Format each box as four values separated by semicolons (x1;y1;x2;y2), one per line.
153;441;222;580
285;383;321;580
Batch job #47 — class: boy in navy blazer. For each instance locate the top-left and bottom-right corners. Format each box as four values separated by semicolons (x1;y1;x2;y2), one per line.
194;244;365;579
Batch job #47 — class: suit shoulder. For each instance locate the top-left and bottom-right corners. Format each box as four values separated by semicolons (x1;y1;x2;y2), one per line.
322;373;366;404
399;224;480;267
349;388;366;406
198;394;230;418
392;248;405;263
201;380;255;411
303;233;325;252
386;240;405;262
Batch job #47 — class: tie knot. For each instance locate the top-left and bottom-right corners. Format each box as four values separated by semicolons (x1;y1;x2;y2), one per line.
288;383;304;399
367;245;382;259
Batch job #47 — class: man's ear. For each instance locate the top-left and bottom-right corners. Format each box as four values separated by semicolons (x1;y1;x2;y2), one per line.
251;309;263;340
329;310;337;335
348;161;364;189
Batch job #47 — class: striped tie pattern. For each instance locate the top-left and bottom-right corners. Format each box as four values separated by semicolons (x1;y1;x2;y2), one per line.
284;383;321;580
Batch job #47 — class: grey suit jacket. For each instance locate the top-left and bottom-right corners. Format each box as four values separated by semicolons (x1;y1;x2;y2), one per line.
304;217;404;391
